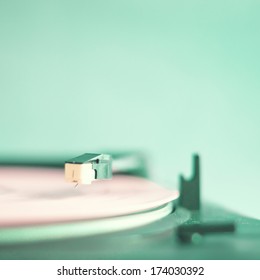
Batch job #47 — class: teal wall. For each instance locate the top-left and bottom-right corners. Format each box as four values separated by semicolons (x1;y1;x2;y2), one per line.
1;1;260;217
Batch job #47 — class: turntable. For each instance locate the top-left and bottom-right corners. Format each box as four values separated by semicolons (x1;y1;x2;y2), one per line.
0;153;260;260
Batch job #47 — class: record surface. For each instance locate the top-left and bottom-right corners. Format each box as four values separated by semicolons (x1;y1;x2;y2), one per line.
0;167;179;227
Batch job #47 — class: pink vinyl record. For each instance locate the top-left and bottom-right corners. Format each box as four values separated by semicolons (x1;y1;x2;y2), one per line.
0;167;179;227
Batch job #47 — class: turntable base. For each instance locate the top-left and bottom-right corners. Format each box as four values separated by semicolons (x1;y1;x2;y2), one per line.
1;164;260;260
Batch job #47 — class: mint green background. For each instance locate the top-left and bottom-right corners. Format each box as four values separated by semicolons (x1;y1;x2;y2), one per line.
1;1;260;218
